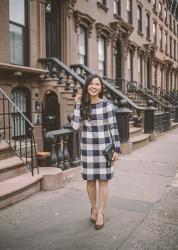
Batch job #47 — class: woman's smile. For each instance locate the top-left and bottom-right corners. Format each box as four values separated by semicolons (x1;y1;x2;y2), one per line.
87;78;102;97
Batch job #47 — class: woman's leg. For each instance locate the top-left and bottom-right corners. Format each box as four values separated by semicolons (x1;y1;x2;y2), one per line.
96;180;109;225
86;180;97;220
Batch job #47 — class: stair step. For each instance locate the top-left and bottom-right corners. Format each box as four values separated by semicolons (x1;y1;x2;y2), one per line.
0;156;26;181
129;127;142;138
130;134;150;150
0;142;14;160
0;172;42;209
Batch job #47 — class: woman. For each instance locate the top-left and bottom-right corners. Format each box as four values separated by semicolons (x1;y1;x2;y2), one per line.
71;74;120;230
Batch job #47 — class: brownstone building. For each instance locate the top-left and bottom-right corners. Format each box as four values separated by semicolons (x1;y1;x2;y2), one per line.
0;0;178;149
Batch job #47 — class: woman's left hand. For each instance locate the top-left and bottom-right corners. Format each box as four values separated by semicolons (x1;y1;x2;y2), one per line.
112;152;120;161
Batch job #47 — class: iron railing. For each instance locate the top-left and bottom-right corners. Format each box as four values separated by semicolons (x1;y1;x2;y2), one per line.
154;112;171;133
0;88;39;176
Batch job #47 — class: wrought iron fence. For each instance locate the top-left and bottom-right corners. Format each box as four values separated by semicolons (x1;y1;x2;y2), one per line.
0;87;39;176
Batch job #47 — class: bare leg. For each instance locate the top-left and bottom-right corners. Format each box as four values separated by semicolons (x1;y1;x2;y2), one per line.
96;180;109;225
86;180;97;220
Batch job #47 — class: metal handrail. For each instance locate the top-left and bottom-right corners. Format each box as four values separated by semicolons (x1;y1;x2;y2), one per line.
0;87;39;176
38;59;147;111
70;63;147;111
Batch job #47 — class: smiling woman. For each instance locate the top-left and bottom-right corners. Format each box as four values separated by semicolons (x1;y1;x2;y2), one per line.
71;74;121;230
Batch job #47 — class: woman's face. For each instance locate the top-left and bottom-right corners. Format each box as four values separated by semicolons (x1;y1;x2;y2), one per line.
87;78;102;98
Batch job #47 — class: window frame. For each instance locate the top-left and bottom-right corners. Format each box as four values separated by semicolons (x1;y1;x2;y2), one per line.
153;22;157;45
114;0;121;16
170;36;172;58
127;0;132;24
9;0;28;66
159;1;162;16
137;5;142;33
77;25;88;66
159;26;163;50
98;36;107;77
146;13;150;39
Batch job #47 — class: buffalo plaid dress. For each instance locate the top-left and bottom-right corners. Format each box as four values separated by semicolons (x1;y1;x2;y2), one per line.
71;99;120;180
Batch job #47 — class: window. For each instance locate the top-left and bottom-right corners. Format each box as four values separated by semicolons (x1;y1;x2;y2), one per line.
174;72;177;90
153;65;157;86
137;6;142;32
127;50;133;81
165;32;168;53
164;8;167;23
169;14;172;29
153;22;157;44
173;19;176;34
114;0;120;15
160;68;163;89
153;0;156;9
146;14;150;38
159;27;163;50
174;40;176;60
77;26;87;65
170;36;172;57
159;2;162;16
9;0;28;65
98;37;106;77
127;0;132;23
138;55;143;83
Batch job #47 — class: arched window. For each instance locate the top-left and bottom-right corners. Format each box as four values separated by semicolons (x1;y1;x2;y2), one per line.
137;6;142;32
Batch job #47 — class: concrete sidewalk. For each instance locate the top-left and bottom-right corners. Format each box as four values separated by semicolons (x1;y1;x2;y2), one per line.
0;128;178;250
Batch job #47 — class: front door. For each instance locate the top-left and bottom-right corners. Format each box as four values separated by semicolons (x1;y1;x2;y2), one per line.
42;91;60;132
45;0;61;58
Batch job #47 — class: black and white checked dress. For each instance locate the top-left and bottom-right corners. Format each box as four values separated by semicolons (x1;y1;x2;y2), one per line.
71;99;120;180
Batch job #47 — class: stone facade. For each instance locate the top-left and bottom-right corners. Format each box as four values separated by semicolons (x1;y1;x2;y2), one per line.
0;0;178;150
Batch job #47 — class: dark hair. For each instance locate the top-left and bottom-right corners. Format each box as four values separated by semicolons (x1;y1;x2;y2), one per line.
80;74;104;121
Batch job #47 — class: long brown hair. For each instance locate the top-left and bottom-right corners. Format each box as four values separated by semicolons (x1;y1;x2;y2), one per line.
80;74;104;120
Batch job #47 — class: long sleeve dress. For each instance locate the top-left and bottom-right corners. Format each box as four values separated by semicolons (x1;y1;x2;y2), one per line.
71;99;120;180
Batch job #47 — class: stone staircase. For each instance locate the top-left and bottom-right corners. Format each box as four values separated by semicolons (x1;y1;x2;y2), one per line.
129;121;150;150
0;140;69;210
0;141;43;209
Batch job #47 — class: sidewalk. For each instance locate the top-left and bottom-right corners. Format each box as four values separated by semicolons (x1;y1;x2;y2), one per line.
0;128;178;250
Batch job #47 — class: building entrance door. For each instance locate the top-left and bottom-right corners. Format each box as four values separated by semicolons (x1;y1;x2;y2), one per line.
42;91;60;133
45;0;61;58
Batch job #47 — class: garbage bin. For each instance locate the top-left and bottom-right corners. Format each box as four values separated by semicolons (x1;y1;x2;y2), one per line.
36;152;51;167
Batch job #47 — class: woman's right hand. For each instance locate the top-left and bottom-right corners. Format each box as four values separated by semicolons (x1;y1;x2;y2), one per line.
75;91;82;104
